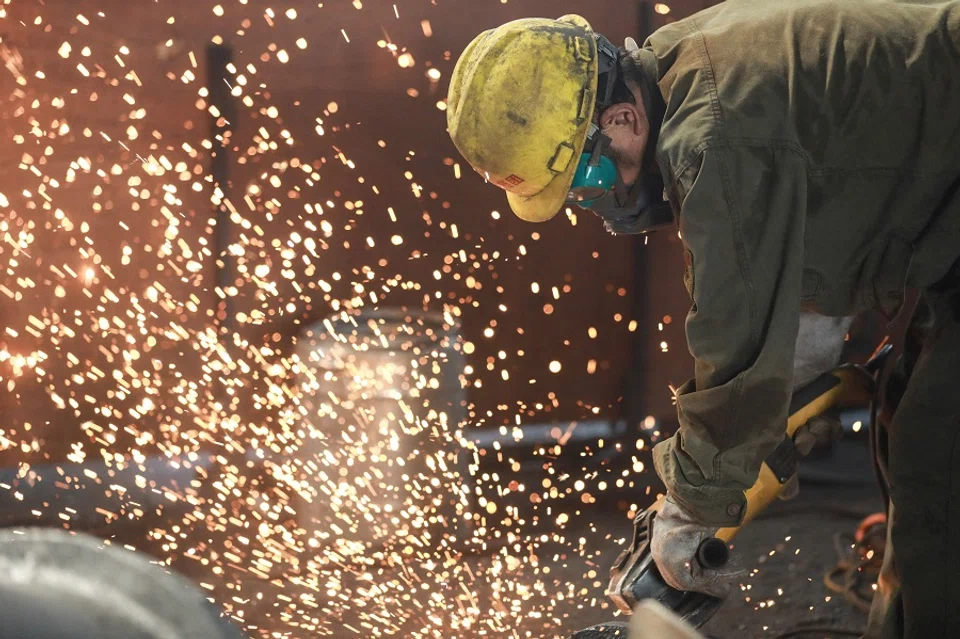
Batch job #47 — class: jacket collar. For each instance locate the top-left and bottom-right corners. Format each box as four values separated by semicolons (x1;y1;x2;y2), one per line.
627;47;666;173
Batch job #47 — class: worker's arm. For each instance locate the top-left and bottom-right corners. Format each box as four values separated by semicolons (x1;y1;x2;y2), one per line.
652;143;808;527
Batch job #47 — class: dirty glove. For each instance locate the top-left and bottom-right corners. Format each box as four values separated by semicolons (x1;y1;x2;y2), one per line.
793;313;854;389
793;412;843;456
778;412;845;500
649;496;742;598
775;313;852;502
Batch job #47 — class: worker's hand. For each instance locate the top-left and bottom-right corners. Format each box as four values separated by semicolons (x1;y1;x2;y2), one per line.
793;413;844;456
778;412;844;500
778;474;801;500
649;496;741;598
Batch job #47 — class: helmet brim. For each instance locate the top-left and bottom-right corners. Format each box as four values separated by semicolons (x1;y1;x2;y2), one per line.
506;146;582;222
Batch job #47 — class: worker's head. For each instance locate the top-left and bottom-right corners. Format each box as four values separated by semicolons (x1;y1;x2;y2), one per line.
595;71;650;190
447;16;669;234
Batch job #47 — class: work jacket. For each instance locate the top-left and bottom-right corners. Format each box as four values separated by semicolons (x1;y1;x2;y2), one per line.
637;0;960;526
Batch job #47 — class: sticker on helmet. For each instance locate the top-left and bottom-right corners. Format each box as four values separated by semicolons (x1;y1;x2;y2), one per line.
498;174;525;187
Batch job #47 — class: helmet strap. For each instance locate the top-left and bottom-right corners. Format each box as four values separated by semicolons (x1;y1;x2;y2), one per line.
594;34;623;114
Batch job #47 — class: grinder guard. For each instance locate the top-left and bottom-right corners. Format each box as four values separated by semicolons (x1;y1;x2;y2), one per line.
606;508;724;627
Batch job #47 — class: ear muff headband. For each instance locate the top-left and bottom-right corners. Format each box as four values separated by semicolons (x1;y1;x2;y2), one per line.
567;34;622;205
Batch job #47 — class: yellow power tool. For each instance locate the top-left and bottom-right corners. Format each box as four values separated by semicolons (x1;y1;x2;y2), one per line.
573;347;890;637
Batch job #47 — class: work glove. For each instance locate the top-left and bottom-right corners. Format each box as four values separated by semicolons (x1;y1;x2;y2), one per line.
793;313;854;389
778;412;844;500
779;312;851;500
793;413;844;456
649;496;742;598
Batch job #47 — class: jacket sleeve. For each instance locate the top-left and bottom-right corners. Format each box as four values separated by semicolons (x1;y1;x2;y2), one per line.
652;143;808;526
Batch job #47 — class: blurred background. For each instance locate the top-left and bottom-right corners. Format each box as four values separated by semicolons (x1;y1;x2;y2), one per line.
0;1;890;638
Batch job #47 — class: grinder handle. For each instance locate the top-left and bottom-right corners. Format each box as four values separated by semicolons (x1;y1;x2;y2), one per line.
696;537;729;569
714;365;876;543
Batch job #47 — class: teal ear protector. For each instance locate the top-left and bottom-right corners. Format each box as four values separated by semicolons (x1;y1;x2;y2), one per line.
566;34;674;235
568;124;619;206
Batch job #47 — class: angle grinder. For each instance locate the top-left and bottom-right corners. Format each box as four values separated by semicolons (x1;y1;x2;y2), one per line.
573;348;889;638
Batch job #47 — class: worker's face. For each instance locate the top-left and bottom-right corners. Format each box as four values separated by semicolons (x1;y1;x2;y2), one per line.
599;98;649;187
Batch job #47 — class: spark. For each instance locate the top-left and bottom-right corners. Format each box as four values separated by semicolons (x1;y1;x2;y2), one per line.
0;3;658;637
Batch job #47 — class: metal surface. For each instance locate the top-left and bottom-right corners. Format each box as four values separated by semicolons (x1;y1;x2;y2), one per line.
0;528;245;639
470;419;628;449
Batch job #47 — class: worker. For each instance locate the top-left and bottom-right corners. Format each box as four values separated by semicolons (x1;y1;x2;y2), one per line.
445;2;960;638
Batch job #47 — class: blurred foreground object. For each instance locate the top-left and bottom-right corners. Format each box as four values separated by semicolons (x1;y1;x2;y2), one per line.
0;528;245;639
628;600;704;639
571;600;704;639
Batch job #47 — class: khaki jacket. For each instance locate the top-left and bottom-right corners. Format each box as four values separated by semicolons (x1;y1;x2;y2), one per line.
638;0;960;525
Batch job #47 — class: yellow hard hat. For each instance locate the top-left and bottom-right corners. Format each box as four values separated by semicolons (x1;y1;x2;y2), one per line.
447;15;599;222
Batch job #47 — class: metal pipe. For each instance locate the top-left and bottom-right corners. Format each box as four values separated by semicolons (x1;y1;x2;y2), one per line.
207;43;236;333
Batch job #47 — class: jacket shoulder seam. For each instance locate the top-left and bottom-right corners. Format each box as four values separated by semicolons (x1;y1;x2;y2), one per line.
670;138;808;183
687;17;724;128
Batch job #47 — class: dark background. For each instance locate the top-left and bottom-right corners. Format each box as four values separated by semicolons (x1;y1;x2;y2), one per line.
0;0;718;468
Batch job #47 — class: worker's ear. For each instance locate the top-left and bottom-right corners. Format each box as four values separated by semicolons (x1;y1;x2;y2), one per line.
600;103;644;137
